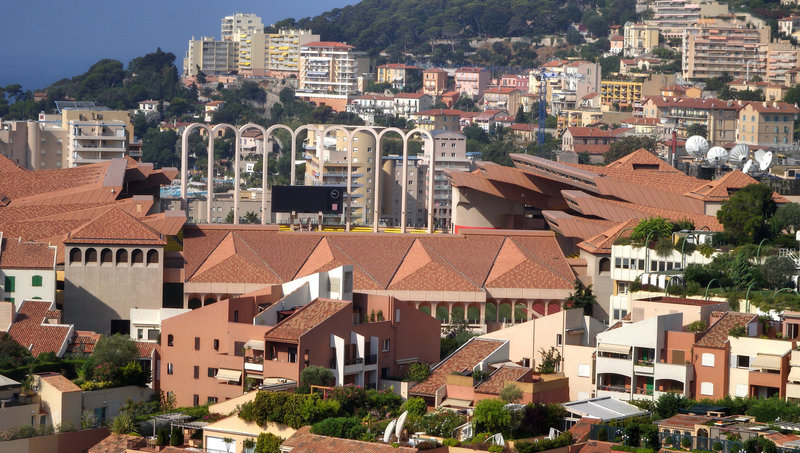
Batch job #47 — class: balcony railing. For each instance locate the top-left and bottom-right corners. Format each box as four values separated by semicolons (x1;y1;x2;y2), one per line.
365;354;377;365
598;384;630;393
345;357;364;366
245;356;264;364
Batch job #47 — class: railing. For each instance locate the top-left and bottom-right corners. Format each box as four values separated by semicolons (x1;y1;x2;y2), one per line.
635;360;654;367
365;354;377;365
245;356;264;364
345;357;364;366
597;384;630;393
0;395;38;408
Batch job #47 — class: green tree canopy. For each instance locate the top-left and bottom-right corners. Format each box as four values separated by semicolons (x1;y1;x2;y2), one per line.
299;366;335;387
716;184;777;245
141;129;179;168
772;203;800;234
603;136;658;163
473;399;512;434
91;334;138;370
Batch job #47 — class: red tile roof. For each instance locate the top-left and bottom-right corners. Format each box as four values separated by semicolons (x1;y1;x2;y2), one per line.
411;338;505;396
568;417;602;443
659;414;714;429
414;109;465;116
8;300;72;357
378;63;421;70
265;298;350;343
695;312;757;349
282;426;420;452
566;127;615;138
577;219;638;255
645;96;739;110
38;372;81;392
394;93;427;99
741;101;800;114
511;124;535;131
303;41;354;49
134;341;157;358
475;365;531;395
68;330;101;355
578;441;617;453
65;207;166;245
0;235;55;269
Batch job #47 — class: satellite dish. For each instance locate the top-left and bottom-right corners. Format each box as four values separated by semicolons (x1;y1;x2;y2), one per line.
728;144;749;164
757;151;774;171
396;411;408;439
706;146;728;165
383;419;397;443
686;135;709;158
754;149;766;163
742;159;754;174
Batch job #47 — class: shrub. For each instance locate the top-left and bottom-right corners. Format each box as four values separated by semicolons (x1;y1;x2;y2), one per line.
299;366;334;387
407;362;431;382
473;399;512;435
311;417;367;439
712;441;723;451
654;237;675;258
500;383;523;404
401;397;427;417
93;361;119;383
631;217;674;243
515;432;573;453
156;426;169;446
408;409;466;437
682;436;692;448
442;438;460;447
488;445;503;453
255;432;283;453
121;361;148;386
688;320;707;333
109;413;135;435
170;426;184;446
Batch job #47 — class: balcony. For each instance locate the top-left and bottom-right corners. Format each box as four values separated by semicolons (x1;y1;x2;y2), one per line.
787;382;800;401
244;356;264;372
596;385;632;400
634;361;654;375
365;354;377;365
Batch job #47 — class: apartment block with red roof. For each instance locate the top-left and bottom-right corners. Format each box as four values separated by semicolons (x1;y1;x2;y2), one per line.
560;127;621;163
377;63;422;90
737;100;800;147
482;87;522;115
641;96;740;142
500;74;529;92
454;67;491;98
408;108;464;131
297;41;370;112
422;68;448;97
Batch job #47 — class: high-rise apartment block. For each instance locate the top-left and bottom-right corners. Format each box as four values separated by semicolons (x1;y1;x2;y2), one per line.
297;42;370;112
221;13;263;41
650;0;729;39
623;22;660;57
237;29;320;77
182;37;238;77
682;24;770;80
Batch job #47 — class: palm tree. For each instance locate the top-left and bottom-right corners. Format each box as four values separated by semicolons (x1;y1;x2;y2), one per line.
243;211;260;224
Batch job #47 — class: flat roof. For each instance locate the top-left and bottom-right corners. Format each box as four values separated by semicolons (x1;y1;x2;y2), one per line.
564;397;649;421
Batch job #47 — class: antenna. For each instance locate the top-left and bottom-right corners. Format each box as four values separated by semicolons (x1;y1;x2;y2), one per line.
757;151;773;171
706;146;728;165
742;159;753;174
728;144;749;164
685;135;709;160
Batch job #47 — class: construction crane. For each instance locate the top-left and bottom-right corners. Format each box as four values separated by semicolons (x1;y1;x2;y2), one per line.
532;70;560;145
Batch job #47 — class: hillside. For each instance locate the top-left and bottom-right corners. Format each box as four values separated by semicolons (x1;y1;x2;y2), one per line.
270;0;638;60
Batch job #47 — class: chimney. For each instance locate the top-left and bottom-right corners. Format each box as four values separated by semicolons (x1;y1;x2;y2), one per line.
763;101;768;107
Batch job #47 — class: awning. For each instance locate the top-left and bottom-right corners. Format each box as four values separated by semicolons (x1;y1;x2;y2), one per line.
752;354;782;371
441;398;473;408
244;340;265;350
788;367;800;383
598;343;631;355
215;368;242;381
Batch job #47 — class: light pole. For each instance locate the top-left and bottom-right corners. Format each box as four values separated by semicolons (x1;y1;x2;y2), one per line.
744;282;757;313
756;238;768;265
704;278;718;300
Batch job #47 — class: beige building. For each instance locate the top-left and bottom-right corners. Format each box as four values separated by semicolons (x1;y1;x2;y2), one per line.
623;22;660;57
682;24;770;80
651;0;730;39
182;36;238;77
1;105;134;169
221;13;263;41
737;101;800;148
238;29;320;78
376;63;422;90
408;108;463;131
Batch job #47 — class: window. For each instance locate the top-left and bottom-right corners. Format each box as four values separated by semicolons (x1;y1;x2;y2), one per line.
31;275;43;287
213;339;219;351
577;364;591;377
208;367;217;377
207;396;218;404
94;407;107;424
137;329;144;340
383;339;391;352
556;334;563;347
2;276;13;293
701;353;715;367
288;347;297;363
193;394;199;407
700;381;714;396
194;366;199;379
737;355;750;368
167;363;173;375
234;341;245;357
234;310;239;322
167;334;174;346
85;248;97;263
381;367;390;378
194;337;200;350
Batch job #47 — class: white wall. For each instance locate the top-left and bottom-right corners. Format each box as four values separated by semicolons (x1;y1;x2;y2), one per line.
0;269;56;303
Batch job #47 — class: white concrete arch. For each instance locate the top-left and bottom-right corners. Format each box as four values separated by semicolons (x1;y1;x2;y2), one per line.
239;123;270;224
210;123;242;224
180;123;213;209
404;128;435;233
264;124;296;184
373;127;407;232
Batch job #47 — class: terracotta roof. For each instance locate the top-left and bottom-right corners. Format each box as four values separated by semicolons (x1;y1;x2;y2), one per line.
622;117;659;125
389;239;480;291
282;426;420;452
577;218;639;255
568;417;602;443
457;67;488;73
765;432;800;447
265;298;350;342
414;109;465;116
573;144;611;154
0;236;55;269
355;94;394;101
542;59;569;68
67;330;101;355
411;338;505;396
38;372;81;392
566;127;615;138
645;96;738;110
303;41;354;49
378;63;421;70
695;312;757;349
484;87;519;94
578;441;616;453
134;341;157;358
741;101;800;114
8;300;72;357
475;365;531;395
659;414;714;429
511;124;535;131
88;434;140;453
65;207;165;245
394;93;427;99
635;296;724;307
484;236;574;289
423;68;446;73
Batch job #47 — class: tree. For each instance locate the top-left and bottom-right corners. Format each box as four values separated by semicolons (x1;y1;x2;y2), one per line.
717;183;777;245
196;69;207;84
515;106;526;124
653;393;690;419
744;435;777;453
630;217;674;243
785;86;800;105
500;383;523;404
473;399;512;434
170;426;184;446
687;320;707;333
761;256;795;290
537;347;562;374
566;27;584;45
401;397;427;417
142;129;179;168
109;413;135;434
563;279;596;316
407;362;431;382
243;211;260;224
686;123;707;138
299;366;335;387
255;432;283;453
603;136;658;163
730;252;756;289
772;203;800;234
92;334;138;370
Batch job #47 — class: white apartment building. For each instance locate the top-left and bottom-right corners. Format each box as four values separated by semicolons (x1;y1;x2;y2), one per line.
595;313;694;401
221;13;263;41
609;239;715;322
297;42;370;110
183;37;238;77
238;29;320;77
420;130;471;230
650;0;729;39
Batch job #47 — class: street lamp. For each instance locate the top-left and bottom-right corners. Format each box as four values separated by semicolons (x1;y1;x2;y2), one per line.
745;282;757;313
704;278;719;300
756;238;768;265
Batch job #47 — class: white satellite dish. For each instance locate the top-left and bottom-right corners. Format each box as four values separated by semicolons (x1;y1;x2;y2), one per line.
754;149;766;163
685;135;709;158
706;146;728;165
395;411;408;439
383;419;397;443
742;159;754;174
728;144;749;163
757;151;773;171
